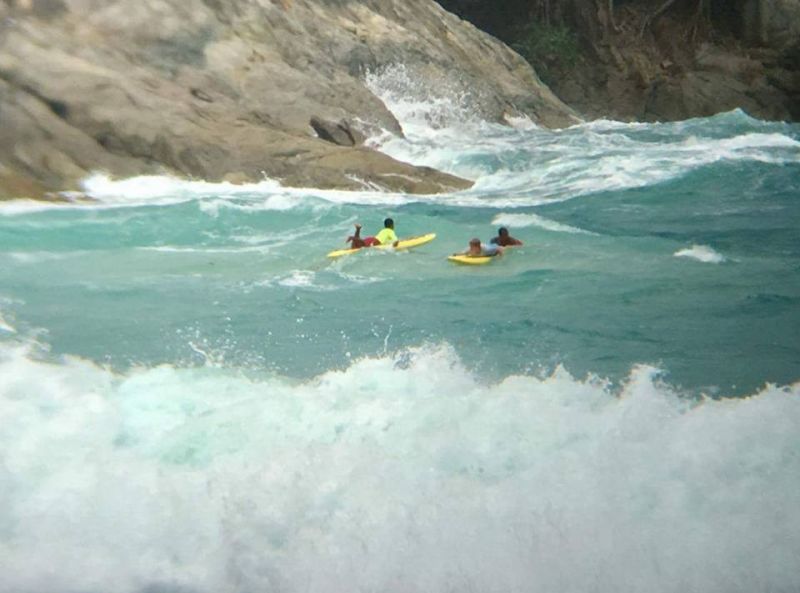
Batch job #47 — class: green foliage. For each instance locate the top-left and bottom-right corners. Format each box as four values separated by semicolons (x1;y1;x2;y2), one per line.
512;22;580;83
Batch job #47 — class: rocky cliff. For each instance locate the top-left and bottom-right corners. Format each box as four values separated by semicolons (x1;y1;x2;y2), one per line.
437;0;800;124
555;0;800;123
0;0;579;200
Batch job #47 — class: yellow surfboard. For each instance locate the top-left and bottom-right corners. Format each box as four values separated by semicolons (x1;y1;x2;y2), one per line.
327;233;437;259
447;254;495;265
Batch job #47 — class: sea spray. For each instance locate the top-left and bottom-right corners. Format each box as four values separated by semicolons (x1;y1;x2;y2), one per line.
3;111;790;212
492;212;594;234
1;92;799;593
1;341;799;593
674;244;727;263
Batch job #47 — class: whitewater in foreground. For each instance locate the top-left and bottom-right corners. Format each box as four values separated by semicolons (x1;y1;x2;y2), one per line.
1;67;799;593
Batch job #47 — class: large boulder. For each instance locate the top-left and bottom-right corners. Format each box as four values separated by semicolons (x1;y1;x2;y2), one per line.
0;0;578;198
739;0;800;49
644;43;798;121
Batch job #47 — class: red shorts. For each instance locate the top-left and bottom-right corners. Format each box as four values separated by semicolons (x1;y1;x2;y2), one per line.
363;237;379;246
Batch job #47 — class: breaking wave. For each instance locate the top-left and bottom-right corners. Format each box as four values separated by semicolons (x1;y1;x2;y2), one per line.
1;339;799;593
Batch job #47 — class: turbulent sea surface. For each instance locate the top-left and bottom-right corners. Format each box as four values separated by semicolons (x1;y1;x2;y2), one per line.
1;72;799;592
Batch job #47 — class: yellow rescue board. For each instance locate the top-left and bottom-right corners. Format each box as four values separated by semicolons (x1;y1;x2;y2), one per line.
327;233;437;259
447;254;495;265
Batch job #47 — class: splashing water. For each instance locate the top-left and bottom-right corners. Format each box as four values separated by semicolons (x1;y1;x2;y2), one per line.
1;342;799;593
1;65;799;592
674;244;727;264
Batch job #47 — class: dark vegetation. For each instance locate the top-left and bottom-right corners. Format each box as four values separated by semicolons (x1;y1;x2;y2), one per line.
438;0;765;52
436;0;800;121
513;21;580;84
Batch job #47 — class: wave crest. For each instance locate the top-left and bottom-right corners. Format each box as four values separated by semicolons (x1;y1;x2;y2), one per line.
674;244;726;263
1;341;798;592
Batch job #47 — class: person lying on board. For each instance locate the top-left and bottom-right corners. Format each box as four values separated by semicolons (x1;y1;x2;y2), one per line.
371;217;399;247
461;238;503;257
346;224;367;248
490;227;523;247
345;218;400;249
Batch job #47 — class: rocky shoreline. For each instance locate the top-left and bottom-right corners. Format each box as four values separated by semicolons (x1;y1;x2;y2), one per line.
1;0;797;201
546;3;800;124
436;0;800;124
0;0;578;200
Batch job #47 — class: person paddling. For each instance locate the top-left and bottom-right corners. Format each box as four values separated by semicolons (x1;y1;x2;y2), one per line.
346;224;367;248
344;218;399;249
490;227;523;247
371;217;399;247
460;237;503;257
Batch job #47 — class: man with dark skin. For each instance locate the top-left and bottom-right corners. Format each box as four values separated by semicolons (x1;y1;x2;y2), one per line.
345;224;367;248
490;227;523;247
372;217;399;247
345;218;399;249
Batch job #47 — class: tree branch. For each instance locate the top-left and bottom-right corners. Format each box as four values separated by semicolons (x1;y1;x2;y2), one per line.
640;0;680;37
608;0;619;32
689;0;708;43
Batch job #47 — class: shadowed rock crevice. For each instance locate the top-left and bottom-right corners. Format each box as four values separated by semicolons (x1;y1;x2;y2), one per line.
436;0;800;123
310;117;367;147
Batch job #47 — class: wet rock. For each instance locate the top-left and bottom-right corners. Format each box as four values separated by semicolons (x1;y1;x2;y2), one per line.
0;0;578;198
310;117;366;147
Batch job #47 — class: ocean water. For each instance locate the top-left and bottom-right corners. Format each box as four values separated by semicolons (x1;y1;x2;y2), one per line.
1;69;799;592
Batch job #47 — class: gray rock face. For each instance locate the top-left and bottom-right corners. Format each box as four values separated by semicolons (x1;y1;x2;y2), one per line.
644;43;799;122
0;0;578;198
547;9;799;124
310;116;366;147
740;0;800;49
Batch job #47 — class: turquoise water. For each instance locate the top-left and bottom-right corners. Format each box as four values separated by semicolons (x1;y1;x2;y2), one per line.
2;112;798;393
1;99;799;592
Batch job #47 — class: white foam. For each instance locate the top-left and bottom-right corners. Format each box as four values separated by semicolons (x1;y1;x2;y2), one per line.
1;341;798;593
0;313;15;333
576;118;651;131
674;245;726;264
364;64;482;133
277;270;319;289
361;73;800;208
335;271;382;285
1;118;795;215
83;174;417;210
492;212;594;234
136;245;273;255
197;194;312;217
6;251;73;264
503;114;540;130
0;199;79;216
276;270;342;292
82;173;282;202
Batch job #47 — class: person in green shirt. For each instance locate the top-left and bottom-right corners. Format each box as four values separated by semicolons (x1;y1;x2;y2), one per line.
371;218;399;247
344;218;399;249
346;223;367;248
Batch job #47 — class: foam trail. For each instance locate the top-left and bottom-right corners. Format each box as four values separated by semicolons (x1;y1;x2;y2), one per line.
674;245;726;263
492;212;594;234
0;199;82;216
1;341;799;593
364;64;480;132
277;270;335;291
363;69;800;205
0;313;15;333
3;115;796;214
82;173;283;202
79;174;417;209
